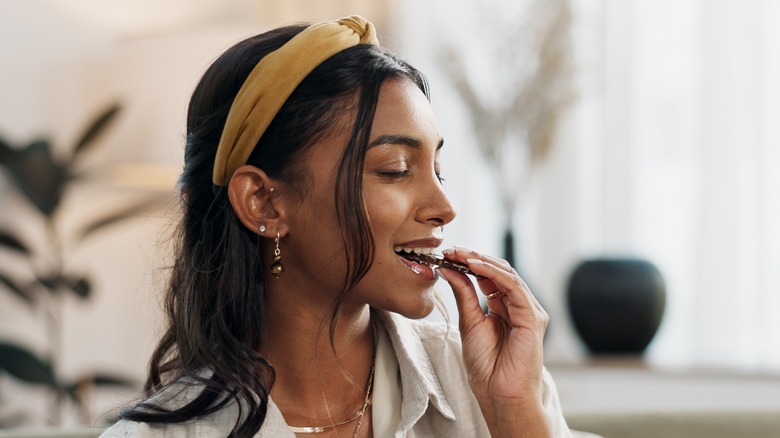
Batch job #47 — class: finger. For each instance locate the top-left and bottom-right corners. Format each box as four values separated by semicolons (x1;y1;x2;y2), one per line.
507;273;547;315
480;254;515;273
437;268;484;334
466;259;545;317
444;246;544;319
445;249;515;317
444;246;514;274
484;290;511;322
476;276;510;317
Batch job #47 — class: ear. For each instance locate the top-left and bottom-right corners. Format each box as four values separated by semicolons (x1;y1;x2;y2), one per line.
227;165;289;237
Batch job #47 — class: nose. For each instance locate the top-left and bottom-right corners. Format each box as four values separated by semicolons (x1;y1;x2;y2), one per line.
417;174;457;227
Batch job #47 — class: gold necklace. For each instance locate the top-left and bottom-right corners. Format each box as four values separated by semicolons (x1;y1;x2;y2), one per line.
288;359;375;435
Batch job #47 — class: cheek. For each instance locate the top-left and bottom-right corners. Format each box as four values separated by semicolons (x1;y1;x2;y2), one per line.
286;189;346;269
364;186;411;232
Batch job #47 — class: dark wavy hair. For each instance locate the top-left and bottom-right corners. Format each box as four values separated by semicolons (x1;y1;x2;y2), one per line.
119;24;428;437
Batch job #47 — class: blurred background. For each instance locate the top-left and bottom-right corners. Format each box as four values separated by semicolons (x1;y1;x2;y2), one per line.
1;0;778;435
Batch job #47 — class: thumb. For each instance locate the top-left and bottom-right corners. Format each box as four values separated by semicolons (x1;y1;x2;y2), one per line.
438;268;484;333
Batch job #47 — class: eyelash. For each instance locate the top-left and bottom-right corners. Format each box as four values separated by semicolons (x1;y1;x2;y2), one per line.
377;170;410;179
375;169;445;183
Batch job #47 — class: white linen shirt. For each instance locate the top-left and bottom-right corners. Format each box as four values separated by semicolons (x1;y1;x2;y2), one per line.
101;311;583;437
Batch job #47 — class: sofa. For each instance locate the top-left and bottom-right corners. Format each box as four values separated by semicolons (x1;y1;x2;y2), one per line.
566;410;780;438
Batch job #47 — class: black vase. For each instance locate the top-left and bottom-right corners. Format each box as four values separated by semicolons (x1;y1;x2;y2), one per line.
503;227;516;268
566;258;666;354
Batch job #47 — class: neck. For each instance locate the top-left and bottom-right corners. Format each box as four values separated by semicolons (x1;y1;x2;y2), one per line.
261;284;376;426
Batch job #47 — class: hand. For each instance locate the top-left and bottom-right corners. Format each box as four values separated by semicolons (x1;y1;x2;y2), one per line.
437;245;552;437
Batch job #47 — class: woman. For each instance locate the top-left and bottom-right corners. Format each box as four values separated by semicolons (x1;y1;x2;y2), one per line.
102;15;587;438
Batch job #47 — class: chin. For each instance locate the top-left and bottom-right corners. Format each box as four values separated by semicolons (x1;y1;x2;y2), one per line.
388;288;437;320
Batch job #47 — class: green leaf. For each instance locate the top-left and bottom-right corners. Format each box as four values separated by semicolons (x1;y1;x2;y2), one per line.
0;343;59;389
77;197;164;240
72;104;121;160
36;274;60;291
4;140;67;216
0;229;30;255
65;275;91;299
0;273;34;305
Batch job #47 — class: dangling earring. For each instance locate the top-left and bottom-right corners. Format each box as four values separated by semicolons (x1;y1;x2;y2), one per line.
270;231;285;278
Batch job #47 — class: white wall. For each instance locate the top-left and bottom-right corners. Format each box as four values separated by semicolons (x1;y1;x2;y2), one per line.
3;0;778;427
0;1;258;425
0;0;401;426
397;0;780;372
0;1;590;408
393;0;592;362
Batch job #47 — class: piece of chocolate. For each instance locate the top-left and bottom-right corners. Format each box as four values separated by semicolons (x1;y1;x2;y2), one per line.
399;251;478;277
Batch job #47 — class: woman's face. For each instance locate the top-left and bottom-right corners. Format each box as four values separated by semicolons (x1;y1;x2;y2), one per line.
280;77;456;319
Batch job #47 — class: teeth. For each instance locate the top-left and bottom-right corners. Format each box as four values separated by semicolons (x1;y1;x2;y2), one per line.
395;246;436;254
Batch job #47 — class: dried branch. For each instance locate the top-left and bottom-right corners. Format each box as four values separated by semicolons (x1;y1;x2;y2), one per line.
441;0;576;218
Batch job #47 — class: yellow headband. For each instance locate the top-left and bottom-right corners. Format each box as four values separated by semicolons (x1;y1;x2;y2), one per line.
212;15;379;186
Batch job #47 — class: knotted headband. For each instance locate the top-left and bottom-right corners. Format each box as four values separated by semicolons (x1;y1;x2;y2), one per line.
212;15;379;186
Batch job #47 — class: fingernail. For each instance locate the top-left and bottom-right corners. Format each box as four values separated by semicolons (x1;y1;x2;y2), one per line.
466;258;483;266
442;248;454;257
453;245;472;253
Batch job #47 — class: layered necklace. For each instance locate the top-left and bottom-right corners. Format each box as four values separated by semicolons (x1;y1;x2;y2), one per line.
288;322;377;437
288;358;376;437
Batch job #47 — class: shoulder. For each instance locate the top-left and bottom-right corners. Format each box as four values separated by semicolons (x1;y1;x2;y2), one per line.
100;381;294;438
100;419;194;437
99;377;234;437
99;406;238;438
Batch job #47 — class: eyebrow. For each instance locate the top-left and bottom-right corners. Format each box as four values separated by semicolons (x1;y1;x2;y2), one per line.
368;134;445;151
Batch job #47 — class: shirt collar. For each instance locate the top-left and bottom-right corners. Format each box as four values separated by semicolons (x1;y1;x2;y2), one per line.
376;311;456;431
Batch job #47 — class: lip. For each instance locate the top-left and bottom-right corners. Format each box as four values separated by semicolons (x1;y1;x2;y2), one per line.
393;237;443;249
396;252;437;281
393;237;442;281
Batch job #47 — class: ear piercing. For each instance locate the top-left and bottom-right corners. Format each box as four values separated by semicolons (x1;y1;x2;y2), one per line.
270;231;285;278
260;225;284;278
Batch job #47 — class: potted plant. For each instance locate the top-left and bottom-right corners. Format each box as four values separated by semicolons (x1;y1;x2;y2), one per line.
0;104;162;425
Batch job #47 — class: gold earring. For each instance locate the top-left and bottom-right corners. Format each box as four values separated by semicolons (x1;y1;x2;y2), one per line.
270;231;285;278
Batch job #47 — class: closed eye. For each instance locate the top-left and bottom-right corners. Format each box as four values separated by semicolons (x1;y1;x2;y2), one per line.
376;170;410;179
